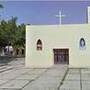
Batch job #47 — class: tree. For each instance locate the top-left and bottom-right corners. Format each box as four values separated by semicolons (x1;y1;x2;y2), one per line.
0;17;25;50
16;23;25;47
0;5;26;55
0;20;8;47
6;16;18;46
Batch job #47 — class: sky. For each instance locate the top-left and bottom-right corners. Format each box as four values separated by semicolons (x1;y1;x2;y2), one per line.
0;1;90;25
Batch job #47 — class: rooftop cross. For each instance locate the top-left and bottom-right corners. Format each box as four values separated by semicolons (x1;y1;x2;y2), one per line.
55;10;65;25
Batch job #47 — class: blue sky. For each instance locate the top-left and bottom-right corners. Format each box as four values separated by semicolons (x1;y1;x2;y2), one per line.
0;1;90;25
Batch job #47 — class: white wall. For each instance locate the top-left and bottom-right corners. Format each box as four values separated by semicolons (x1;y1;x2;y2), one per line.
26;24;90;68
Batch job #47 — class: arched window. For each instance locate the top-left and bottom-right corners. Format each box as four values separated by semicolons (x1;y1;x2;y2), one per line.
37;39;42;51
79;38;86;50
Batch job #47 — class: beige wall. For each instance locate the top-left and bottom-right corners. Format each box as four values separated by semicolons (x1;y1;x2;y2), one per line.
26;24;90;68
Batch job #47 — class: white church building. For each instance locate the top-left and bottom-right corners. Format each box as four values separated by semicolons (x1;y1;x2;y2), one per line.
26;7;90;68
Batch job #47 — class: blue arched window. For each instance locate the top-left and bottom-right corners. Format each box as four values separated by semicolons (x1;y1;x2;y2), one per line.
79;38;86;50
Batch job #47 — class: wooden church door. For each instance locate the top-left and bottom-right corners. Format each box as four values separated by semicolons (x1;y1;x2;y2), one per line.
53;49;69;64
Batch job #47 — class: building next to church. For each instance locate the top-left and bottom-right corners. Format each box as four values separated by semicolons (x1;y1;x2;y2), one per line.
26;7;90;68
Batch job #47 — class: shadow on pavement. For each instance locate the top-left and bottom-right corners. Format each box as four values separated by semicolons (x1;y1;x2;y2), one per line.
0;56;14;64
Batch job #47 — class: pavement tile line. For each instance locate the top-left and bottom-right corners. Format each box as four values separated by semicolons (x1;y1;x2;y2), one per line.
59;68;90;90
19;80;35;90
0;88;22;90
0;67;47;85
21;66;67;90
0;64;25;74
0;69;48;90
0;67;13;73
20;68;49;90
0;66;8;70
0;69;22;86
58;67;69;90
80;69;82;90
0;69;32;86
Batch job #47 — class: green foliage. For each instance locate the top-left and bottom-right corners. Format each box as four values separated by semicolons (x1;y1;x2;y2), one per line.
0;17;25;49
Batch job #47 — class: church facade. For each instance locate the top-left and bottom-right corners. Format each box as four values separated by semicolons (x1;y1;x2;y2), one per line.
26;7;90;68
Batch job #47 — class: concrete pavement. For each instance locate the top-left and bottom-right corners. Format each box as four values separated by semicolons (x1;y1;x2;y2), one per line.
0;58;90;90
0;58;67;90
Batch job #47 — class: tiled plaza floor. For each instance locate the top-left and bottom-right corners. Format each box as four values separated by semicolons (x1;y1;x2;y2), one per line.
0;58;90;90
